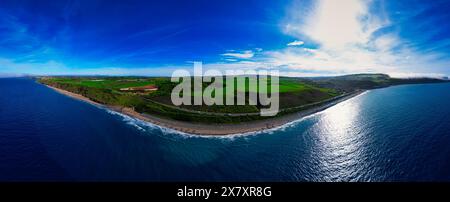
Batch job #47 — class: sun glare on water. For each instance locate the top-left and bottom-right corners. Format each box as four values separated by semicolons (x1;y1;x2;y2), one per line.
310;97;369;181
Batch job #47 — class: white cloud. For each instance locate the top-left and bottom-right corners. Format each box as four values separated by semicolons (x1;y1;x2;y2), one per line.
224;58;238;62
287;40;304;46
0;57;181;76
303;0;370;48
0;58;69;75
221;50;254;59
267;0;450;76
178;0;448;77
2;0;448;78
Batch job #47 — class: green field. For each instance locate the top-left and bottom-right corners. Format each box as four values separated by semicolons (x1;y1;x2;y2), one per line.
46;77;161;90
39;73;446;124
39;75;344;123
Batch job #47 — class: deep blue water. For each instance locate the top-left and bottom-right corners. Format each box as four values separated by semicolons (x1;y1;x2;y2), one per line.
1;78;450;181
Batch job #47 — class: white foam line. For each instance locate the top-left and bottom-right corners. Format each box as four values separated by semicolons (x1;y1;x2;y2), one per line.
102;107;202;138
224;90;370;137
97;90;369;139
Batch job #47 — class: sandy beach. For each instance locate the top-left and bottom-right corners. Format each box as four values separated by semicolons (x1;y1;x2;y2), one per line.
46;84;364;136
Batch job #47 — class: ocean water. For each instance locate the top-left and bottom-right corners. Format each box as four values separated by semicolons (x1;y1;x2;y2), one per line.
1;77;450;181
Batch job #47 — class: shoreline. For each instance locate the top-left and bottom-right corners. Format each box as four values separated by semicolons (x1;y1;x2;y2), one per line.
46;84;365;136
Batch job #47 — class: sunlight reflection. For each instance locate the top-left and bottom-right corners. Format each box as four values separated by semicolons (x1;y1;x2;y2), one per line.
323;100;359;145
311;97;366;181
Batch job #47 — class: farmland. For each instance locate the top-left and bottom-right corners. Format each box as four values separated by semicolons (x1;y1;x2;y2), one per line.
38;74;447;124
39;76;341;123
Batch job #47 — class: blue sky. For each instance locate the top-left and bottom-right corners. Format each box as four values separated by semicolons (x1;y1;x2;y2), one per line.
0;0;449;77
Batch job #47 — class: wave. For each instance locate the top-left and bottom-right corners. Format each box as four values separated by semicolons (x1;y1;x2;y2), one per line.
100;90;369;139
101;107;309;140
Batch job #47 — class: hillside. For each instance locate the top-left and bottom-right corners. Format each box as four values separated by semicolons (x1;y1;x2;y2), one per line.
307;73;447;92
37;74;448;124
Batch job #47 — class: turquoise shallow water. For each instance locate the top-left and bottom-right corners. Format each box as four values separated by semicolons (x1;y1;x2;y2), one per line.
1;78;450;181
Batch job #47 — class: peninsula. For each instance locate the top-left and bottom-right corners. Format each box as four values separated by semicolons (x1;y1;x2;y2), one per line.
38;74;447;135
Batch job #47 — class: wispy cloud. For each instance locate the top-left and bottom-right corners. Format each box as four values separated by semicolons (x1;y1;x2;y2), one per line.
0;57;68;75
277;0;390;72
221;50;254;59
287;40;304;46
269;0;450;76
208;0;450;77
254;48;263;52
0;0;449;77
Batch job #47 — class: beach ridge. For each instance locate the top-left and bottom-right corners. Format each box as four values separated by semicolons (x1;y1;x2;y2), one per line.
45;84;364;136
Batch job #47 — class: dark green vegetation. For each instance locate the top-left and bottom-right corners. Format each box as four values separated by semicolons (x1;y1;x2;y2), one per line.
38;74;447;124
307;73;447;91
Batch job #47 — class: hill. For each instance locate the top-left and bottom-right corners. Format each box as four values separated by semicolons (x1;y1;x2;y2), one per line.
37;74;448;124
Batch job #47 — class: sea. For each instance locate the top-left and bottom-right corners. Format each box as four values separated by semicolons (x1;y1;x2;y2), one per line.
1;77;450;181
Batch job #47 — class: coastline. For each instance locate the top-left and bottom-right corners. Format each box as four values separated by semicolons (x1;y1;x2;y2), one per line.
45;84;365;136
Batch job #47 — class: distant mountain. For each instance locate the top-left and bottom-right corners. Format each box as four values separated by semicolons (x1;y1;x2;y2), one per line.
306;73;448;92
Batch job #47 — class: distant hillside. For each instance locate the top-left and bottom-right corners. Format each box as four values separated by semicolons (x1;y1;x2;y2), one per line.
307;73;447;92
